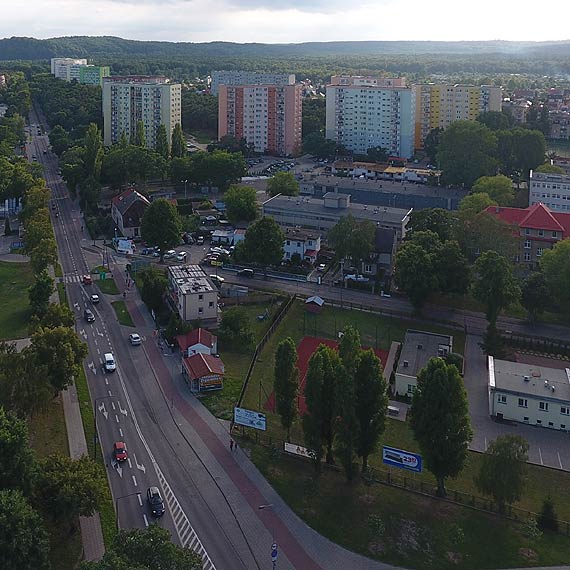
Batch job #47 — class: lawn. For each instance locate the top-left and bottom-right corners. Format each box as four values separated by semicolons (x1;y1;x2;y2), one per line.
111;300;135;327
246;443;570;570
57;281;67;305
0;260;34;340
97;277;120;295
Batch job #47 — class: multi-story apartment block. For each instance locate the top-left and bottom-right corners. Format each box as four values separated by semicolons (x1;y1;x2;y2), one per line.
218;83;302;156
325;76;415;159
50;58;87;78
413;84;502;149
77;65;111;86
529;170;570;212
210;71;295;96
485;202;570;267
102;76;181;149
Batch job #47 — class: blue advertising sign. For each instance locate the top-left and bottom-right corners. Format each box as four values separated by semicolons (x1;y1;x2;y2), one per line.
382;445;422;473
234;407;267;431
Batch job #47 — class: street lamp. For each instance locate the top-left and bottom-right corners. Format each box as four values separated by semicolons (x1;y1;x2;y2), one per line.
183;179;188;200
115;492;142;530
93;395;114;460
258;504;278;568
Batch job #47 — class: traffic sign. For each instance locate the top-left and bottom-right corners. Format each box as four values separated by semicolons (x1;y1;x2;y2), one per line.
271;543;278;562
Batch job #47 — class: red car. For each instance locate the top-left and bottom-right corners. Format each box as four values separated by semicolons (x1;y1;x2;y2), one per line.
83;274;92;285
113;441;128;462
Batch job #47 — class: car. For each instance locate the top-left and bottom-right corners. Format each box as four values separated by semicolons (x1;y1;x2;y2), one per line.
163;249;176;259
43;150;47;155
51;202;56;210
31;154;37;160
204;215;217;223
82;274;92;285
196;236;204;245
113;441;128;462
55;212;59;217
84;309;95;323
238;268;254;278
176;251;187;262
91;294;100;304
147;486;165;517
209;274;225;286
317;263;326;272
129;333;142;346
344;274;370;283
104;353;116;373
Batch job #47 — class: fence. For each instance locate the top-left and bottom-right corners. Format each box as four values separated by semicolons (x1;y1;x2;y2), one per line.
235;294;297;409
504;332;570;359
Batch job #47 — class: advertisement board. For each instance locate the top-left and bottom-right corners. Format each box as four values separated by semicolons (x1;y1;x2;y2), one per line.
284;442;315;460
234;407;267;431
382;445;422;473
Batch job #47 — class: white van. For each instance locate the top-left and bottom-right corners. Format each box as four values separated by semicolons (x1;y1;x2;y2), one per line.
104;353;116;373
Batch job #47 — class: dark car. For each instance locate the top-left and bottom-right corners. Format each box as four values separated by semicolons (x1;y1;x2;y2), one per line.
84;309;95;323
147;486;165;517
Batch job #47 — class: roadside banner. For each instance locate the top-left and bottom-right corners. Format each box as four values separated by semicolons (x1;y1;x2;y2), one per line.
382;445;422;473
233;407;266;431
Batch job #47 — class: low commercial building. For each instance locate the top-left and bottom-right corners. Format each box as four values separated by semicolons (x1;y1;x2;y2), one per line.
283;228;321;264
529;170;570;213
182;353;224;392
166;265;218;323
394;330;453;396
488;357;570;431
262;193;410;241
111;188;150;238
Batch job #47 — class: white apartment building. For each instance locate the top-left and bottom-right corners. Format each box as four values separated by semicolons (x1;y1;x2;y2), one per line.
210;71;295;96
102;76;181;149
488;356;570;431
51;58;87;78
325;76;415;159
166;266;218;323
282;228;321;264
529;170;570;212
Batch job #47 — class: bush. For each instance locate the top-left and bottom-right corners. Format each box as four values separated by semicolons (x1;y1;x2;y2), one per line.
537;497;559;532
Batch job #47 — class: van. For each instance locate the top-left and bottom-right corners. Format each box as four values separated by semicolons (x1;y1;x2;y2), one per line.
104;353;116;373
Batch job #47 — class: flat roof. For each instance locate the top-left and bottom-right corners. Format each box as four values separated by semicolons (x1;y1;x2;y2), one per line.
168;265;216;295
396;329;453;378
491;358;570;403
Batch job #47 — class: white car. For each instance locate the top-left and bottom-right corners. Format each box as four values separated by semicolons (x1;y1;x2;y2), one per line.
91;294;100;304
129;333;142;346
104;353;116;373
176;251;187;262
164;250;176;259
344;274;370;283
317;264;326;272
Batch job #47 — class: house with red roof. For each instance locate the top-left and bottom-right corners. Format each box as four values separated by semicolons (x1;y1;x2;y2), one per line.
111;187;151;238
485;202;570;267
182;353;224;392
175;328;218;357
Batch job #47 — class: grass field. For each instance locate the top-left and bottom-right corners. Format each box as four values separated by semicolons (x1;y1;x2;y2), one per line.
0;260;34;340
97;277;119;295
111;300;135;327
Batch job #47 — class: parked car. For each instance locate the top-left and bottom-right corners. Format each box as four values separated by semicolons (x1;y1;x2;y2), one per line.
104;353;116;373
317;263;326;272
344;274;369;283
84;309;95;323
129;333;142;346
209;274;225;286
176;251;187;262
113;441;128;462
147;486;165;517
238;268;254;278
163;250;176;259
196;236;204;245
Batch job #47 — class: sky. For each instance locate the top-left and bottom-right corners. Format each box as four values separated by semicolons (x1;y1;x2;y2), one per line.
3;0;570;44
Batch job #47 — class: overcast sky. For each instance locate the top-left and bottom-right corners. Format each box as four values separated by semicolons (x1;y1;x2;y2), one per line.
4;0;570;43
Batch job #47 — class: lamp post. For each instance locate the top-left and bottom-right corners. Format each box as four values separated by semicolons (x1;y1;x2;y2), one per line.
93;394;114;461
183;179;188;200
258;504;277;568
115;492;142;530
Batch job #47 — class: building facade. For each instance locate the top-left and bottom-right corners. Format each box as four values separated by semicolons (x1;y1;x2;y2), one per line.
529;170;570;212
325;76;415;159
485;202;570;267
51;58;87;78
210;71;295;96
102;76;181;149
167;266;218;323
78;65;111;86
282;228;321;264
111;188;150;238
413;84;502;149
488;356;570;431
218;83;302;156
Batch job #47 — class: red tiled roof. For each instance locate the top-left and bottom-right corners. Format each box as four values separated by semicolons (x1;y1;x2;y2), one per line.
484;203;570;236
176;328;216;352
304;249;317;256
183;353;224;379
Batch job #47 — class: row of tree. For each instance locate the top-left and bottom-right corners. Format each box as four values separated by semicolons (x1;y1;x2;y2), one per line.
0;71;31;118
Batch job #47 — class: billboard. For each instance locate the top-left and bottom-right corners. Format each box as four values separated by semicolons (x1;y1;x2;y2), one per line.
382;445;422;473
234;407;266;431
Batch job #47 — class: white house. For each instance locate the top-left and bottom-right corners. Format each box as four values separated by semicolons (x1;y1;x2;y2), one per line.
488;356;570;431
111;188;150;238
176;328;218;357
283;228;321;264
394;330;453;397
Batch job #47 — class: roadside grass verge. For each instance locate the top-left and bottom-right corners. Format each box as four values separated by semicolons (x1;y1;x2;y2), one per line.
0;260;34;340
57;281;67;305
54;262;63;278
97;278;119;295
111;300;135;327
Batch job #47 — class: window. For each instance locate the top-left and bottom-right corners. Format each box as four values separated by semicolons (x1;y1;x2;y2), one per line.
198;294;203;300
562;424;566;430
524;252;531;262
407;384;416;394
524;240;531;249
561;406;569;415
537;248;543;257
525;228;531;235
538;229;544;237
198;307;203;314
518;398;528;408
539;401;549;412
498;394;507;404
209;301;214;307
552;231;558;238
523;416;529;422
537;419;542;425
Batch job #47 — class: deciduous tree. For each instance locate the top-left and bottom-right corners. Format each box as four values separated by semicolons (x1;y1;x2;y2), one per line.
521;271;549;322
267;171;299;197
274;337;299;440
141;198;183;262
224;184;257;223
170;123;186;158
328;214;375;266
434;240;471;295
409;208;454;242
240;217;284;271
540;238;570;315
28;269;53;319
155;124;170;161
472;175;514;206
137;266;167;313
394;242;437;311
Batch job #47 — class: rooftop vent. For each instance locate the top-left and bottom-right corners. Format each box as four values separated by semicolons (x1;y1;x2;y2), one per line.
551;386;556;392
523;375;530;382
417;343;423;350
403;360;409;368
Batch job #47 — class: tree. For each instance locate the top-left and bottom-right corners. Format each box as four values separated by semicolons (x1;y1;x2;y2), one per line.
240;217;284;271
32;302;74;331
394;242;437;311
410;358;472;497
472;251;521;325
141;198;183;262
28;269;53;319
48;124;70;156
0;407;36;492
434;240;471;295
366;146;389;163
267;171;299;197
540;239;570;315
137;266;167;313
437;121;497;187
354;349;387;472
224;184;257;223
338;325;361;377
170;123;186;158
521;271;549;322
423;127;442;164
190;150;246;191
328;214;375;266
472;175;514;206
28;235;57;274
496;128;545;176
29;326;88;393
218;307;254;349
302;133;337;158
537;497;559;532
0;489;50;570
409;208;454;242
476;435;529;513
274;337;299;440
334;367;358;482
481;322;506;358
155;124;170;161
458;192;497;217
476;111;514;131
35;454;106;525
134;120;146;148
81;524;203;570
535;163;565;174
83;123;103;179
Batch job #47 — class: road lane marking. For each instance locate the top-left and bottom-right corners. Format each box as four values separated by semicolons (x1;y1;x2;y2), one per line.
105;378;108;385
137;494;143;506
115;415;119;423
558;452;563;469
132;475;138;487
88;361;97;375
111;402;116;410
108;390;112;396
127;458;132;469
538;447;544;465
143;514;149;527
98;403;109;420
119;428;124;437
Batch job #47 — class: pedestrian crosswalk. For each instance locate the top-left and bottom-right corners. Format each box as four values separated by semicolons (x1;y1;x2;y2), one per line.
63;274;83;284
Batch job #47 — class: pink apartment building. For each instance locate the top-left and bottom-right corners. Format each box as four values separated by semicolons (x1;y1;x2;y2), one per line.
218;83;302;156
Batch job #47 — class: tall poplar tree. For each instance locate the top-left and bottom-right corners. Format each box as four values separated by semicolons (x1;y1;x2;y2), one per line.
171;123;186;158
156;124;170;161
274;337;299;440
